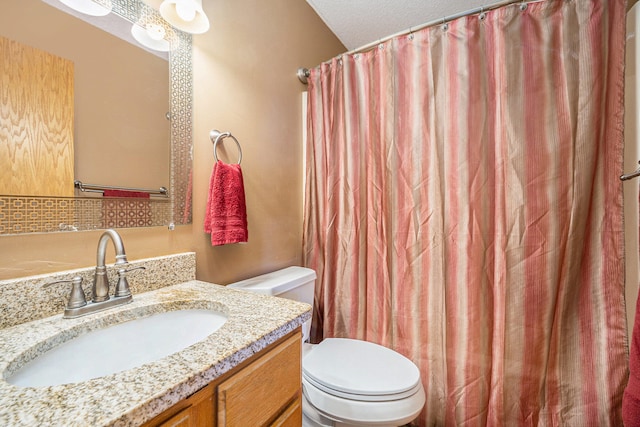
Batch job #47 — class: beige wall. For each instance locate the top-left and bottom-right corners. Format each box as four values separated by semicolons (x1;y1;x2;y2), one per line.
0;0;345;284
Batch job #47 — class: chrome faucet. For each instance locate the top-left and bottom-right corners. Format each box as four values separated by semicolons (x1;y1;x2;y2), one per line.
93;229;128;302
44;229;144;319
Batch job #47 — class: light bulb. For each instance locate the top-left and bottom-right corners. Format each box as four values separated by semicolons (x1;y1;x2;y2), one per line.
175;0;196;21
59;0;112;16
146;23;165;41
131;19;173;52
159;0;210;34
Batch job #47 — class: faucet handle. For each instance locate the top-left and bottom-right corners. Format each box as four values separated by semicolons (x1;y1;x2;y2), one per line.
115;266;146;298
43;276;87;309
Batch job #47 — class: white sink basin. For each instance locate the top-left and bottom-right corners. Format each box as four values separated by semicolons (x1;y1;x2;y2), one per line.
6;309;227;387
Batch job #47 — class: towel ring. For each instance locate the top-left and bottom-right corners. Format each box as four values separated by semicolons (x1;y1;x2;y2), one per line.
209;129;242;164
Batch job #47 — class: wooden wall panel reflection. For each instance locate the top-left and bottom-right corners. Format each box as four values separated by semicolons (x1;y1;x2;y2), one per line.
0;36;74;197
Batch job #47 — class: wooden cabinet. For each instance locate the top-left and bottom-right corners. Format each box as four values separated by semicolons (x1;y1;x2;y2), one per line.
158;407;194;427
269;398;302;427
154;383;216;427
217;330;301;426
143;330;302;427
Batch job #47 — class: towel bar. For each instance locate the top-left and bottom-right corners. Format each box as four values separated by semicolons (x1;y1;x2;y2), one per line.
621;160;640;181
210;130;242;164
74;180;168;196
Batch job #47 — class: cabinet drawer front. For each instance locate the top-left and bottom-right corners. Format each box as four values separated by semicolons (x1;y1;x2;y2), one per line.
218;333;301;426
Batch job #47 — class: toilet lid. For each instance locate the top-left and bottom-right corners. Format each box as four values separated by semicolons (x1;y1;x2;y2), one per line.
302;338;421;401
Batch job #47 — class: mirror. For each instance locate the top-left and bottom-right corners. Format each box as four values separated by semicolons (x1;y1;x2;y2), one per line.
0;0;193;234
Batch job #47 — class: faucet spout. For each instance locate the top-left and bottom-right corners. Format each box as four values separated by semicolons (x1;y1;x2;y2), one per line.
93;229;128;302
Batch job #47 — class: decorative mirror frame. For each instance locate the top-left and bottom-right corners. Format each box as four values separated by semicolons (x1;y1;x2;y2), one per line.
0;0;192;235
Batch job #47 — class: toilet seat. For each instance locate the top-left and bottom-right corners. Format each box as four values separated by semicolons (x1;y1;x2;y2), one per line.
303;338;421;401
304;373;423;401
302;338;425;426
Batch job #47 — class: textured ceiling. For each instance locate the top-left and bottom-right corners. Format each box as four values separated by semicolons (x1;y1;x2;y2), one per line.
306;0;489;51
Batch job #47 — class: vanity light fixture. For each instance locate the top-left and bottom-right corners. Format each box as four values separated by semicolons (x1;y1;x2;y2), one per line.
59;0;113;16
131;14;177;52
159;0;209;34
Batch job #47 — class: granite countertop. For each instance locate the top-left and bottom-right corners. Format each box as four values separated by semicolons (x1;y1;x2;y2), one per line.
0;280;311;426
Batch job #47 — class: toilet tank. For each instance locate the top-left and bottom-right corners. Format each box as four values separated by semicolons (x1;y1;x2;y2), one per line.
227;266;316;341
227;266;316;305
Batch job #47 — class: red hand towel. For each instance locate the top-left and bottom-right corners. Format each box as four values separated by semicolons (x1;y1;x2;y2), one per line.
204;160;248;246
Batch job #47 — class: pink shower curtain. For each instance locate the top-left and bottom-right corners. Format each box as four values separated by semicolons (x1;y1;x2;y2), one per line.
303;0;627;425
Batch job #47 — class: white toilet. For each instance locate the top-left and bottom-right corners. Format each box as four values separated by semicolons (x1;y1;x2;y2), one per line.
228;266;426;427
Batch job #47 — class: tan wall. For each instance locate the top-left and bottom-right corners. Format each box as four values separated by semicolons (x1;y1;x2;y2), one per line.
0;0;345;283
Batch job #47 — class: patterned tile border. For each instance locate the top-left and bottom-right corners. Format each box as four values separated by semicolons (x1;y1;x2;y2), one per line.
0;196;171;234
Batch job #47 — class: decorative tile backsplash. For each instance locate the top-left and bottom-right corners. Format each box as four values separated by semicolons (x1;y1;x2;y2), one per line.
0;252;196;329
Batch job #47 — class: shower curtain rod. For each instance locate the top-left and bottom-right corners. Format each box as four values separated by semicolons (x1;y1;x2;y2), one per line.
297;0;545;84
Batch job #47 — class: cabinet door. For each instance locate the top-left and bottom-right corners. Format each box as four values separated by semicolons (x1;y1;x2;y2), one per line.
189;390;215;427
147;382;216;427
270;398;302;427
218;332;301;426
158;407;194;427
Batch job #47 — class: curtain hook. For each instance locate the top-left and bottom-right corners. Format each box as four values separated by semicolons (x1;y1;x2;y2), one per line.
520;0;528;11
479;6;486;20
441;17;449;31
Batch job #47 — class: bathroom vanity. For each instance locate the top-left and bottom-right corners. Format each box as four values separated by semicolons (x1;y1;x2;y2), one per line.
142;331;301;427
0;253;310;426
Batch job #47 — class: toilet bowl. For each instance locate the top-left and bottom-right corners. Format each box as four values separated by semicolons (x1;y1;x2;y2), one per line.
228;267;425;427
301;338;425;427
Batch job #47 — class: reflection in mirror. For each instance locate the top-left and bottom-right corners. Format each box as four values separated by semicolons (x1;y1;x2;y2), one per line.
0;0;192;234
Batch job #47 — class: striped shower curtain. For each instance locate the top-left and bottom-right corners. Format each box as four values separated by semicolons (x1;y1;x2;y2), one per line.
303;0;628;425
